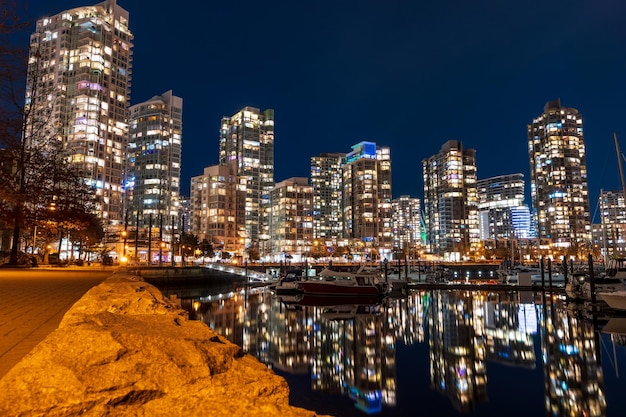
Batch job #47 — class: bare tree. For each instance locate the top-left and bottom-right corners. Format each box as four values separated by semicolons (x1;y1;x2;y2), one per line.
0;3;103;265
0;2;32;264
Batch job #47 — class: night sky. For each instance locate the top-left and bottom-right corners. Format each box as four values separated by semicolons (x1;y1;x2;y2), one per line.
17;0;626;221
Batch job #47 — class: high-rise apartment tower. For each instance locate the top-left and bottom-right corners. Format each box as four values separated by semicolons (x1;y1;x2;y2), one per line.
597;189;626;258
311;152;345;240
342;142;393;259
26;0;133;224
422;140;479;260
391;196;422;253
128;90;182;234
528;99;591;251
269;177;314;262
219;107;274;249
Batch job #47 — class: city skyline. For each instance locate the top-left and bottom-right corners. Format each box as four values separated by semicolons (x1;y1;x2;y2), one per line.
15;0;626;220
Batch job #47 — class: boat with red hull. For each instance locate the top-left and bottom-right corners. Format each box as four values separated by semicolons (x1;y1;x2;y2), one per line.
297;266;389;297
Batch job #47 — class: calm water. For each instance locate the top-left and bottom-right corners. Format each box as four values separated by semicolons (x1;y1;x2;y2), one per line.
154;280;626;417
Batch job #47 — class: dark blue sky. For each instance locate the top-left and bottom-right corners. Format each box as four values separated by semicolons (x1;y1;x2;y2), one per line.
18;0;626;221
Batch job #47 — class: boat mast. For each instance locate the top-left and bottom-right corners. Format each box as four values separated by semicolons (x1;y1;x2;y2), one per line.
615;133;626;259
600;189;608;265
614;133;626;201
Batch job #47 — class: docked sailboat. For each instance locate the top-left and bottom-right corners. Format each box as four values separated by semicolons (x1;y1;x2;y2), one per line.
598;291;626;310
566;258;626;300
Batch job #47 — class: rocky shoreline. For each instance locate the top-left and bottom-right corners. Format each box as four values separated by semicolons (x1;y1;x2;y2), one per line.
0;273;328;416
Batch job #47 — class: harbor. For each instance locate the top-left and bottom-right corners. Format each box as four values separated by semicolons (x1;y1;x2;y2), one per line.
3;263;626;416
149;266;626;417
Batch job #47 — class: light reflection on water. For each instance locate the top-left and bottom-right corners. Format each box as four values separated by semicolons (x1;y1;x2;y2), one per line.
160;285;626;417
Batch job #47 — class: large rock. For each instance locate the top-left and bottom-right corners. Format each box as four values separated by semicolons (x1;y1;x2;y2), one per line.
0;274;328;417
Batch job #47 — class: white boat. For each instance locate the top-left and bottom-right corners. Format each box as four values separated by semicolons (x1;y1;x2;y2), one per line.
566;258;626;300
497;263;565;285
598;290;626;310
566;276;626;300
604;258;626;279
298;266;390;296
273;271;304;294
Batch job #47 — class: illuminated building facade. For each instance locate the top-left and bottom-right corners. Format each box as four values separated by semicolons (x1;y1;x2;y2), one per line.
311;152;345;240
219;107;274;249
26;0;133;224
528;99;591;252
128;90;182;236
189;163;246;257
342;142;393;258
178;196;190;234
422;140;479;260
269;177;314;262
597;189;626;258
477;174;529;240
510;205;532;239
391;196;422;253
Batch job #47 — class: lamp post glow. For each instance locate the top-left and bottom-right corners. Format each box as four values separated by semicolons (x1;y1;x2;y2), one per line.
121;230;127;256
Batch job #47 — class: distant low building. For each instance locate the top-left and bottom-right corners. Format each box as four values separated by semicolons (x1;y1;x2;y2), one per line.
477;174;530;241
190;163;246;258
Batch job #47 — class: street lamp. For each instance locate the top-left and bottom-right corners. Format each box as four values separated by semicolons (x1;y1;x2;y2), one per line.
121;230;127;256
117;230;129;265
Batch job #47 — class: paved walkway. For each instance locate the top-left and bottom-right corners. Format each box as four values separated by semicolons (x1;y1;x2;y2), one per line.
0;267;114;379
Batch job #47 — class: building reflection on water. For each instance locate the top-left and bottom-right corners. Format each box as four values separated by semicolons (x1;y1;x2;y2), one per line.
177;288;609;416
539;296;606;416
428;291;488;412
